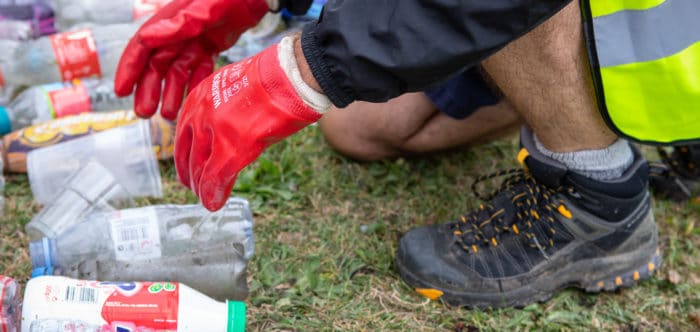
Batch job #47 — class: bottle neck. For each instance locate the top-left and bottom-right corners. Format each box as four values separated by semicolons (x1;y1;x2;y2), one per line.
227;301;246;332
0;106;11;135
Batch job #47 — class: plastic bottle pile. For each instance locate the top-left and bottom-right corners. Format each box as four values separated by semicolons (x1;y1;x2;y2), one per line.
0;0;328;330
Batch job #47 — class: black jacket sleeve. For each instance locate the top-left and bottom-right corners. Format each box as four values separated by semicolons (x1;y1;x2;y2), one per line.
301;0;573;108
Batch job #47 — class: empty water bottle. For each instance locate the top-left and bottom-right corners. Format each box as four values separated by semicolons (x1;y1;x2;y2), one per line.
0;78;134;135
0;276;20;332
30;197;254;300
0;22;138;87
0;155;4;216
22;276;246;332
222;12;286;63
52;0;172;30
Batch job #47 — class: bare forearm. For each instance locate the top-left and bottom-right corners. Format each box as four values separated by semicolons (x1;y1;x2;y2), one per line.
293;34;323;94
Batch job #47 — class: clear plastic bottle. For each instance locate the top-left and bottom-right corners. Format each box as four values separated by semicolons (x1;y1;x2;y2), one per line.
0;22;138;88
0;152;4;216
30;197;254;300
222;13;286;63
22;276;246;332
51;0;172;30
0;78;134;135
0;275;20;332
29;319;105;332
0;19;34;40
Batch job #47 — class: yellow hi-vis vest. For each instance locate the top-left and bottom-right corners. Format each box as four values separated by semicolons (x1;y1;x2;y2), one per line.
581;0;700;145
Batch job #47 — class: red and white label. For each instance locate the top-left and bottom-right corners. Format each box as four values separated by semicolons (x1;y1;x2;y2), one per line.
50;29;102;82
32;279;179;331
101;282;179;330
45;83;92;118
133;0;171;20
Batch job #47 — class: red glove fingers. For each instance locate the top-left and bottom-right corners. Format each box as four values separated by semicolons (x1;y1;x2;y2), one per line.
114;0;269;119
138;0;268;49
133;43;184;118
114;37;149;97
175;42;322;211
161;44;213;120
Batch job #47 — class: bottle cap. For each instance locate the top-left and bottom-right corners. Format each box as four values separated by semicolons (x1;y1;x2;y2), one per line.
29;238;56;272
0;106;11;135
31;267;53;278
227;301;246;332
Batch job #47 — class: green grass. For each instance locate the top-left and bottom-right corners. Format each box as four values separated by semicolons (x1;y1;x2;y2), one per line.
1;126;699;331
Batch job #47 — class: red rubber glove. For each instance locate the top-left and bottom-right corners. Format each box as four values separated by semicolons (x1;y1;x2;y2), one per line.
114;0;269;120
175;43;322;211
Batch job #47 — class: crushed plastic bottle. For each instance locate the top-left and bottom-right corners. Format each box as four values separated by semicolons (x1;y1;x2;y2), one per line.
30;197;254;300
0;3;55;39
52;0;172;30
0;109;174;173
0;78;134;135
0;19;35;40
222;12;286;63
25;160;133;241
22;276;246;332
0;22;138;87
0;276;20;332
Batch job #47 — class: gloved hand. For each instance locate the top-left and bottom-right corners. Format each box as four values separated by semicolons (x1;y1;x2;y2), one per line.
175;37;326;211
114;0;270;120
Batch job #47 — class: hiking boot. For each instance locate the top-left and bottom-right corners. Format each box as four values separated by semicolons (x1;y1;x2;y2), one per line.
649;145;700;202
396;127;661;308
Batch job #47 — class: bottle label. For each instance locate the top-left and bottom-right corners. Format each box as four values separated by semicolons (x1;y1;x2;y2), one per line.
40;81;92;119
1;111;175;173
109;207;162;262
133;0;171;20
150;116;175;160
30;278;179;330
49;29;101;82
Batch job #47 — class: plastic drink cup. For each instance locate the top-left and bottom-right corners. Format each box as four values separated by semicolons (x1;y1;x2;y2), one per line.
25;160;134;241
27;120;162;205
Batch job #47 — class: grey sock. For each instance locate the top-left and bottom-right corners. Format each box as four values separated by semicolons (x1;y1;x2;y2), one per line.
533;135;634;181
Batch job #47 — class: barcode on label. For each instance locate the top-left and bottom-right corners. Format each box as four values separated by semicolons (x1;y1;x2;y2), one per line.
110;208;162;261
64;286;97;304
118;222;150;242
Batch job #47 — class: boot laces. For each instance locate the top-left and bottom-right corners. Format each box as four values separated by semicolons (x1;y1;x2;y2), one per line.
655;145;700;179
450;168;571;254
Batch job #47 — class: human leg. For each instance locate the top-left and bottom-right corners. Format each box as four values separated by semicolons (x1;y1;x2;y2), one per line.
396;0;660;308
319;95;520;161
319;68;521;161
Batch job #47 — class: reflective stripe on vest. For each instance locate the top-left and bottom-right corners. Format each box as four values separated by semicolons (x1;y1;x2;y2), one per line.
584;0;700;144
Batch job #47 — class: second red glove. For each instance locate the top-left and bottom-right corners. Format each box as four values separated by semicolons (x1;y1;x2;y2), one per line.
115;0;270;120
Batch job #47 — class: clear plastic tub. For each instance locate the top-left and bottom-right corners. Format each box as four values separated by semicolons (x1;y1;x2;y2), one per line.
27;120;162;205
